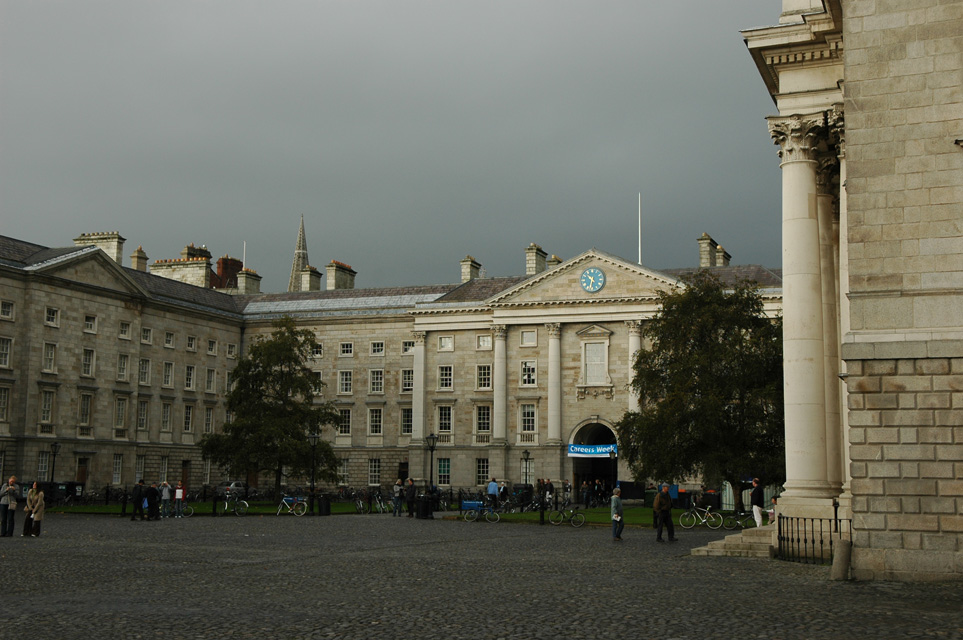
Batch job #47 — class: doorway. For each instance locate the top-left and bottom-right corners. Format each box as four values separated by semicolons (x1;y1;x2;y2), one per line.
571;422;619;500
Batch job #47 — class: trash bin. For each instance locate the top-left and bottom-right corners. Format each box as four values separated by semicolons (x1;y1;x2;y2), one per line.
416;495;432;519
318;495;331;516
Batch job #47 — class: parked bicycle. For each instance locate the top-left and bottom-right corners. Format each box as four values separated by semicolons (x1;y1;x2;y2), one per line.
277;494;308;517
549;506;585;527
723;510;755;530
678;503;723;529
463;500;499;523
222;491;248;517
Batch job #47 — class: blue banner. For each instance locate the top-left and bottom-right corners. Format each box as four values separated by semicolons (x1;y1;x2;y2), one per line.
567;443;617;458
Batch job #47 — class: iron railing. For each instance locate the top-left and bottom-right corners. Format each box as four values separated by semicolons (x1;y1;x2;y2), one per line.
777;515;852;564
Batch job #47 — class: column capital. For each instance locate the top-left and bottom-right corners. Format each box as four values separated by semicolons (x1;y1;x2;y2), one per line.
492;325;507;339
828;103;845;161
768;113;826;164
624;320;642;336
545;323;560;338
412;331;426;345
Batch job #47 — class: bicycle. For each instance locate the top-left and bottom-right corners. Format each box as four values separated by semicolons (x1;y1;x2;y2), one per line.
678;503;723;529
355;491;370;515
463;500;499;523
277;494;308;517
723;510;756;530
222;491;248;517
549;506;585;527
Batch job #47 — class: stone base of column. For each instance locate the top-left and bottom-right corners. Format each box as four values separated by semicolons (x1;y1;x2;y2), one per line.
776;496;838;520
781;478;838;500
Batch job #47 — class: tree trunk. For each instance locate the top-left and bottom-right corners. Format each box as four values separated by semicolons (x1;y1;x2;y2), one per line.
727;476;745;512
275;465;283;498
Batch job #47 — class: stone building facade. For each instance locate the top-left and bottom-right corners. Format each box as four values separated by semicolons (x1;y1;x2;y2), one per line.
744;0;962;580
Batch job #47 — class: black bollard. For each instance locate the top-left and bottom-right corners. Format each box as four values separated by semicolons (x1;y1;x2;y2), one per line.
212;492;219;517
120;492;128;517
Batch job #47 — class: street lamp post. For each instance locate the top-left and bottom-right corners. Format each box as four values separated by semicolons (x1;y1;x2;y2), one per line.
308;432;320;515
50;440;61;484
425;433;438;519
610;449;618;489
522;449;530;485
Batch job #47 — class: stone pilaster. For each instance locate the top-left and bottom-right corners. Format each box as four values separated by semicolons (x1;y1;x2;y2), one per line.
625;321;642;413
411;332;426;443
492;325;507;444
546;323;561;443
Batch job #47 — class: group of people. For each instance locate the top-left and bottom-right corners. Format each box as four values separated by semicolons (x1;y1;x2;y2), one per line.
581;479;610;507
129;479;188;521
391;478;417;517
611;483;678;543
0;476;45;537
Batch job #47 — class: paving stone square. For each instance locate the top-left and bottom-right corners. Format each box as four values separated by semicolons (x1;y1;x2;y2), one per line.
0;513;960;639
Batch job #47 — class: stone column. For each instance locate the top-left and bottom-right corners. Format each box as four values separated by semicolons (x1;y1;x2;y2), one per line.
411;331;426;443
492;325;507;444
626;321;642;413
817;154;842;495
769;113;833;501
546;323;561;443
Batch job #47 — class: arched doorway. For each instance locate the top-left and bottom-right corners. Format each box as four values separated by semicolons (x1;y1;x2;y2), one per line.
570;421;618;501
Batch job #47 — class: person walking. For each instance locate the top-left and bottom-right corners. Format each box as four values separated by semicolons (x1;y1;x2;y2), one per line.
23;482;44;537
131;479;146;521
146;482;161;520
653;483;676;543
160;481;172;519
487;477;499;509
0;475;17;537
392;479;403;517
405;478;416;518
174;480;186;518
750;478;765;527
611;487;624;541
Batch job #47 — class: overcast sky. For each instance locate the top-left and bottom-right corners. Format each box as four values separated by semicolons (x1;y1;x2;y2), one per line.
1;1;783;292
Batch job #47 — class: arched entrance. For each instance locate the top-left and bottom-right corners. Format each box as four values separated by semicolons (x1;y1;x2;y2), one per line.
570;421;618;500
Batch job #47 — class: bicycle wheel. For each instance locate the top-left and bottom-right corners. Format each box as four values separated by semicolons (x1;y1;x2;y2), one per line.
678;511;697;529
548;510;564;525
359;502;370;515
706;511;724;529
293;502;307;516
183;505;194;518
571;512;585;527
485;510;500;523
234;500;248;516
723;515;738;530
464;510;478;522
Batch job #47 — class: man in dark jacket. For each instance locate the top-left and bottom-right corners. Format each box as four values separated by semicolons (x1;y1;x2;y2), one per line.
750;478;765;527
405;478;416;518
653;484;676;542
146;482;161;520
131;479;146;521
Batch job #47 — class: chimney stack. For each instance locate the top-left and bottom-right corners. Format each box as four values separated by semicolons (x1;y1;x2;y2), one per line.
301;266;322;291
460;255;481;283
715;244;731;267
234;269;261;294
698;233;717;268
546;254;562;269
525;243;547;276
130;245;148;272
326;260;357;290
74;231;126;264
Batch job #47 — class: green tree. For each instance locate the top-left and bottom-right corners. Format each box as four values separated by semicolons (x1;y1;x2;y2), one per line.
615;271;784;511
200;317;340;495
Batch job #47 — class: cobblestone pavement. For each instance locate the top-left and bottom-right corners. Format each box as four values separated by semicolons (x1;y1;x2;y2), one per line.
0;513;960;640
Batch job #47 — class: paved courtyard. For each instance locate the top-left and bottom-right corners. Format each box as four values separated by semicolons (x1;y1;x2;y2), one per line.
0;512;960;639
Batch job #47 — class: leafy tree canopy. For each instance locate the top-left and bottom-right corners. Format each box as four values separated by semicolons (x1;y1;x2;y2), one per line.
200;317;340;495
615;271;784;509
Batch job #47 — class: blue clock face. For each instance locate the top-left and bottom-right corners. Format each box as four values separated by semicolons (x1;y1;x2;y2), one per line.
580;267;605;293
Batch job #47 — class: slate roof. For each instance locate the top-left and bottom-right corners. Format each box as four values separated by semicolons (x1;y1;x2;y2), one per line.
431;276;531;304
659;265;782;289
238;284;459;318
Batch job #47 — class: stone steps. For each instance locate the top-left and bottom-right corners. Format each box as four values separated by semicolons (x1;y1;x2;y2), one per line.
690;525;775;559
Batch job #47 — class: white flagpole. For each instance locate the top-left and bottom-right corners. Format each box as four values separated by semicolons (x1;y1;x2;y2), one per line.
638;192;642;265
243;241;247;268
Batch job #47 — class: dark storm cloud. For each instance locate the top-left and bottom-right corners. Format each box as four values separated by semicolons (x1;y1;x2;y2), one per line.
0;1;781;290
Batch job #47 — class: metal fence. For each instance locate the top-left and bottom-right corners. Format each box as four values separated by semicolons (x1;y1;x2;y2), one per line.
776;515;852;565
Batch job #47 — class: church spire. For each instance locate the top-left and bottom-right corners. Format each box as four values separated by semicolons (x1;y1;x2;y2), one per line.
288;215;309;292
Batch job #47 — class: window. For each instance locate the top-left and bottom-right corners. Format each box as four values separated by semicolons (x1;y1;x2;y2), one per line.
162;362;174;387
45;307;59;327
584;342;607;385
185;365;195;390
438;336;453;351
204;459;212;485
116;353;129;381
135;455;145;482
0;387;7;422
401;369;414;392
340;342;353;357
43;343;57;372
40;389;55;428
520;329;536;346
161;403;172;432
112;397;128;429
370;341;384;356
78;393;92;429
119;322;131;339
476;458;489;486
476;334;492;350
520;360;537;386
521;457;534;485
205;368;216;393
312;371;323;395
0;337;10;368
438;458;451;485
137;400;149;430
438;405;452;433
438;365;453;390
520;403;536;433
186;336;197;351
402;340;415;354
112;454;123;484
338;409;351;436
138;358;151;385
0;300;12;319
38;452;50;482
159;457;169;483
476;405;491;433
204;407;214;434
82;349;96;377
311;344;323;358
369;369;384;394
227;343;237;359
165;331;175;348
367;458;381;486
207;339;217;355
401;407;412;435
368;408;382;435
476;364;492;390
141;327;152;344
183;404;193;432
338;459;349;485
84;315;97;333
338;370;352;394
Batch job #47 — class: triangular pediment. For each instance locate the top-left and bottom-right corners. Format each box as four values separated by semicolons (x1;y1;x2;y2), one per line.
488;249;681;307
576;324;612;339
27;247;149;297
